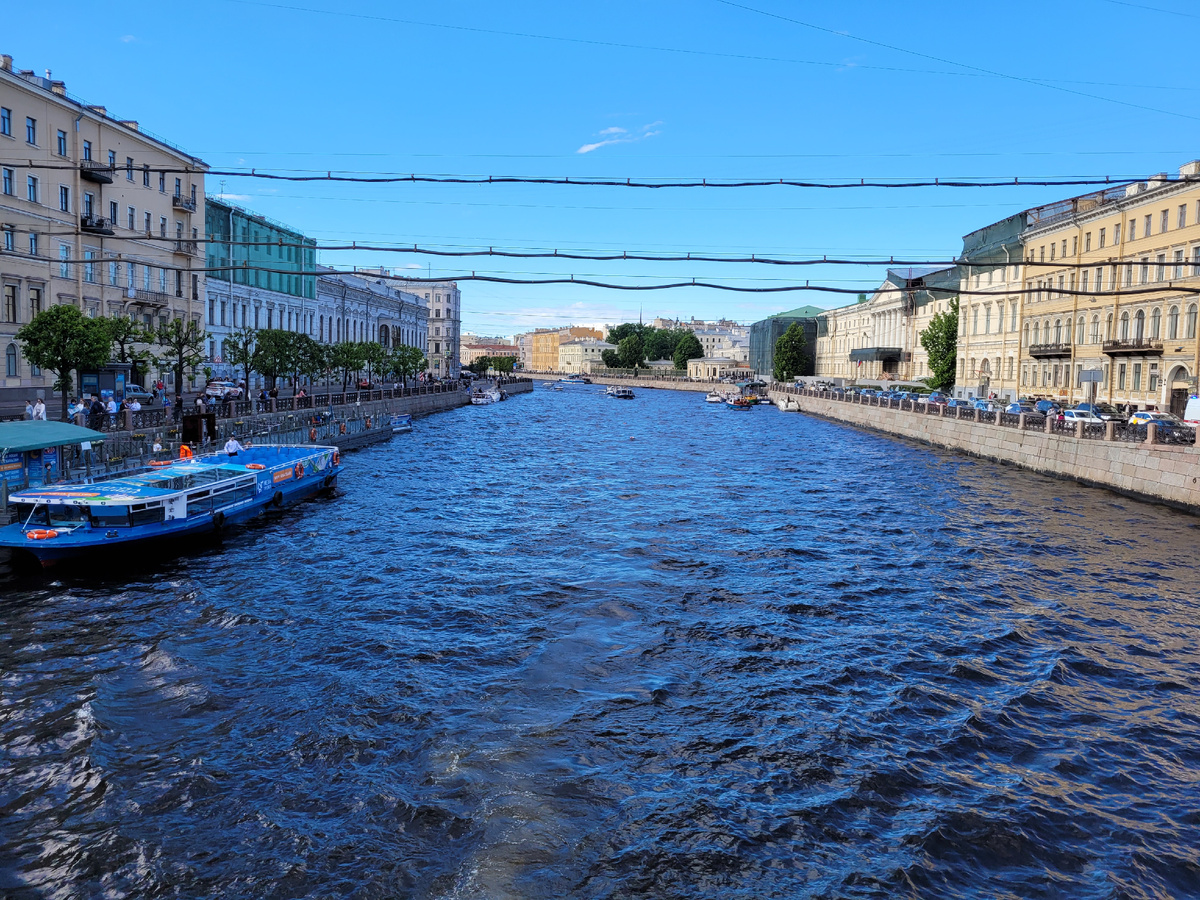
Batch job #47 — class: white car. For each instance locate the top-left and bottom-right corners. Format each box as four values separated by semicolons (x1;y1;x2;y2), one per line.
204;381;242;400
1063;409;1104;424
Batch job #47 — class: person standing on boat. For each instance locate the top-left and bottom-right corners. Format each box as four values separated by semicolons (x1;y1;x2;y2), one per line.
223;436;248;457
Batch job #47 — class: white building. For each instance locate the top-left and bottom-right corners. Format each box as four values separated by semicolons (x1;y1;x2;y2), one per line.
316;269;427;357
390;278;461;377
559;338;615;373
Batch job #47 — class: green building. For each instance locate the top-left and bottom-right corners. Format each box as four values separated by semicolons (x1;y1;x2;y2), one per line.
750;305;825;379
205;198;316;301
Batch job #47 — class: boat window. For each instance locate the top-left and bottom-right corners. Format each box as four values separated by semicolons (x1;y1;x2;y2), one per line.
90;506;131;527
13;504;49;527
47;505;89;525
186;491;213;516
130;505;166;526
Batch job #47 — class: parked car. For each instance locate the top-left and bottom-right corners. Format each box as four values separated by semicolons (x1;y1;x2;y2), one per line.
1128;411;1195;444
922;391;949;405
972;399;999;412
205;380;242;400
1004;402;1038;415
1034;399;1063;416
946;398;973;409
1063;409;1105;424
122;384;154;403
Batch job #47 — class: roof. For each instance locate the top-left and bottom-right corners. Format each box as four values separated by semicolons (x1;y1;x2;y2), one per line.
767;305;826;319
0;421;107;454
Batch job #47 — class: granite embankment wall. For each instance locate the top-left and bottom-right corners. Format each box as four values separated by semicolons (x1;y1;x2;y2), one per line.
534;375;714;393
769;389;1200;514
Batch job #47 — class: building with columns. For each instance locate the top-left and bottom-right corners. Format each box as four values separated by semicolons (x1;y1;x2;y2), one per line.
1;53;207;410
315;268;427;360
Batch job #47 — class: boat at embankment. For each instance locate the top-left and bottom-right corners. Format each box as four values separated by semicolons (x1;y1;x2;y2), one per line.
0;445;341;568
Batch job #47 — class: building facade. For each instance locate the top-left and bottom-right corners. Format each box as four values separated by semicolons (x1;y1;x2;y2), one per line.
1016;165;1200;415
462;342;517;366
559;338;615;373
390;278;460;378
1;54;207;409
315;269;427;361
530;326;603;371
749;305;823;379
204;197;316;382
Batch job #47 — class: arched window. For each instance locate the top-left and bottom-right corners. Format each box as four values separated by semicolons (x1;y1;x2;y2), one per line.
1023;322;1030;346
1120;311;1130;340
1188;304;1198;339
1150;307;1161;339
1106;313;1113;340
1135;309;1145;340
1054;319;1063;343
1076;316;1085;344
1168;305;1180;339
1090;315;1100;344
5;344;17;378
969;357;976;376
1032;322;1040;344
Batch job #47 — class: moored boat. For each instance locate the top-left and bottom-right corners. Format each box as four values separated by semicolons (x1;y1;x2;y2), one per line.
725;397;755;410
390;413;413;434
0;445;341;568
612;388;635;399
705;392;725;403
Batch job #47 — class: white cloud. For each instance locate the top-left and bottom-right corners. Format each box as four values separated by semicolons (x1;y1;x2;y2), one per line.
577;121;662;154
119;35;137;43
404;264;422;270
213;193;252;201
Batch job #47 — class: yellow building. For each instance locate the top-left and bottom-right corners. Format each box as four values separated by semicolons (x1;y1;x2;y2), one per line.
530;326;602;371
1018;162;1200;414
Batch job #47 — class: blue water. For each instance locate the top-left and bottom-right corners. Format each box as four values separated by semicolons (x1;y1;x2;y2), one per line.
2;385;1199;899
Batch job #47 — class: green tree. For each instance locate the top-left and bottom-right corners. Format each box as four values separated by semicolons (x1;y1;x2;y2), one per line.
467;355;515;375
617;335;644;369
361;341;388;387
295;335;328;386
672;331;703;370
388;345;427;386
645;327;685;361
222;325;259;389
102;316;152;383
920;296;959;391
17;305;112;420
772;322;809;381
600;348;621;368
155;317;206;411
253;329;299;389
329;341;366;390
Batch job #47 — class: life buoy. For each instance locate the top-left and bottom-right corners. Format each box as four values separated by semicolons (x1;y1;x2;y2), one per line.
294;463;304;479
339;422;347;435
309;428;317;442
246;463;265;470
149;460;173;468
26;529;58;540
332;451;340;466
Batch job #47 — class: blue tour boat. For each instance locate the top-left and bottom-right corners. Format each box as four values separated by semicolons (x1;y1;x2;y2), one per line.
0;444;341;568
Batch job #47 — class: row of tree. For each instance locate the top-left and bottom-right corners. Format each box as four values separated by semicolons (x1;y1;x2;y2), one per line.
597;323;705;370
15;306;428;421
466;355;517;375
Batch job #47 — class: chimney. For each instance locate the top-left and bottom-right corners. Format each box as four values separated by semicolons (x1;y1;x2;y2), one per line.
117;120;139;132
88;105;106;117
0;55;12;73
50;80;66;97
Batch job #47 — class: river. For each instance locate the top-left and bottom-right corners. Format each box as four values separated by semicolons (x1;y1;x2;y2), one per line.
2;385;1198;899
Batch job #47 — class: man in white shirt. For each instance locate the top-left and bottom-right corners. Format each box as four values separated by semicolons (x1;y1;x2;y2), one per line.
129;399;141;411
223;436;248;456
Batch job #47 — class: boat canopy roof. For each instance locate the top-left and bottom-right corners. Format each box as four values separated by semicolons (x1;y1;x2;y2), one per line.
0;421;107;453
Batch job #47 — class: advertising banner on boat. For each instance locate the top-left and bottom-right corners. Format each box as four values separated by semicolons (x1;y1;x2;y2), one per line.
0;451;22;486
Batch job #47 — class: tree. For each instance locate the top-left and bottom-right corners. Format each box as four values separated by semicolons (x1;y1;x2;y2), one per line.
295;335;328;386
617;335;644;369
600;348;621;368
389;345;427;386
254;329;299;389
673;332;703;370
645;327;685;361
102;316;152;383
607;322;654;348
361;341;388;386
920;296;959;391
155;317;206;411
329;341;366;390
222;325;259;389
772;322;809;381
466;355;515;375
17;305;112;420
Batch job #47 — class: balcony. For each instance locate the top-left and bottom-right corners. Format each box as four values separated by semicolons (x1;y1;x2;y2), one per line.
1028;342;1073;358
80;215;115;236
849;347;904;362
171;194;197;213
79;159;114;184
1103;338;1163;356
173;239;198;256
133;289;171;308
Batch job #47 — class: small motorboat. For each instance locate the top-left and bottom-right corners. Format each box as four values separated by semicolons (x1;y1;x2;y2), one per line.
390;414;413;434
705;392;725;403
612;388;635;399
725;397;754;410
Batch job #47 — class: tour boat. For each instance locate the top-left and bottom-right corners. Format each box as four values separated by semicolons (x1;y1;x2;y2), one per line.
556;375;592;387
390;414;413;434
725;397;755;410
611;388;635;399
0;445;342;568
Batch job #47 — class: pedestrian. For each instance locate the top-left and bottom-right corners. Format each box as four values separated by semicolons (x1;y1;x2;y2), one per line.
223;436;248;456
152;439;163;453
32;398;47;421
129;398;142;412
106;396;118;426
194;396;205;411
24;399;33;420
88;395;105;429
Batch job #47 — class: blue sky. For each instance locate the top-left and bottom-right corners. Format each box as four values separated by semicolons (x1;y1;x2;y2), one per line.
7;0;1200;335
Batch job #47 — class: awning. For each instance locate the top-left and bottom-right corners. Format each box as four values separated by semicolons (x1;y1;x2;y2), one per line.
849;347;903;362
0;421;107;454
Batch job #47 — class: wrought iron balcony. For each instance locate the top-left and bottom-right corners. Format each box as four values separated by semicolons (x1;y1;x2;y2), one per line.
173;239;198;256
133;289;171;308
171;194;197;212
79;159;114;184
80;215;115;235
1103;338;1163;355
1027;342;1073;358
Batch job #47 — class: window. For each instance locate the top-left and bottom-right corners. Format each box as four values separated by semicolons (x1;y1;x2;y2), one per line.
126;157;134;180
26;117;36;145
1081;270;1089;293
1090;315;1100;343
108;150;116;168
159;171;166;193
1085;232;1091;252
143;165;150;187
108;260;118;285
1072;236;1077;256
1010;302;1017;331
1141;258;1149;285
1114;223;1122;244
1076;316;1085;344
127;262;135;290
83;192;94;218
143;266;151;291
127;206;135;229
1118;363;1126;390
159;268;167;292
84;250;96;284
1157;254;1166;282
28;287;41;318
1188;304;1198;339
1032;322;1040;344
1;168;11;195
1133;363;1142;392
59;243;71;278
1119;311;1130;340
82;140;92;161
972;305;978;335
1106;313;1113;340
56;129;67;156
29;233;38;255
174;177;181;197
3;285;15;322
1050;243;1056;261
1151;307;1161;338
1168;305;1179;339
1096;266;1105;291
1144;214;1152;238
159;216;166;237
1099;227;1107;248
144;212;151;233
1054;319;1063;343
1150;369;1159;393
1194;246;1200;276
27;176;38;203
2;228;11;252
109;200;117;223
0;107;9;136
59;185;70;212
191;185;197;205
1180;204;1188;229
1161;209;1169;233
1134;309;1145;340
5;344;16;377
